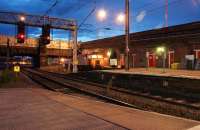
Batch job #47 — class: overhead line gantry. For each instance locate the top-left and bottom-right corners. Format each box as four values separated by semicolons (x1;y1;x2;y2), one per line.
0;11;78;73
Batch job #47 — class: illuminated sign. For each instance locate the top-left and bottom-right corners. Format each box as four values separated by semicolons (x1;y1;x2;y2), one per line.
92;55;97;59
110;59;117;66
14;65;20;73
88;55;103;59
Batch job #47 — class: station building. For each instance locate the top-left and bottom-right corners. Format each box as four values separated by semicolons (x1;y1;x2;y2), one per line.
80;21;200;70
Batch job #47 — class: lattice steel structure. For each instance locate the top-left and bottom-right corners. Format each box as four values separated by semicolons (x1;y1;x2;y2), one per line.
0;11;76;30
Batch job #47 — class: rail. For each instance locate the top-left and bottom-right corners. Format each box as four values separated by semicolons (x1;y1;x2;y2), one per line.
23;69;200;120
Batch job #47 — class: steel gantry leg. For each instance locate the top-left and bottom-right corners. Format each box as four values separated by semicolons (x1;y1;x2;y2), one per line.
72;26;78;73
125;0;130;71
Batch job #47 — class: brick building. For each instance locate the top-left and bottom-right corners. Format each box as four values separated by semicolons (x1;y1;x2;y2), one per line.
80;21;200;70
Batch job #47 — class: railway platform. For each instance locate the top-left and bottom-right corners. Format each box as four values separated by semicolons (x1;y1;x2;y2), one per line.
0;73;200;130
100;68;200;79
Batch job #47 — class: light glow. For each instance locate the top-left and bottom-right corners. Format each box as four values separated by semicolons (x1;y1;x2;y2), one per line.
107;51;111;57
20;16;26;22
97;55;103;59
156;47;165;53
60;58;65;63
116;13;125;24
97;9;107;21
88;55;103;59
19;34;24;38
92;55;97;59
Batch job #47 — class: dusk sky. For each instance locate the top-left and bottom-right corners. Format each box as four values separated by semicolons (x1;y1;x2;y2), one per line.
0;0;200;42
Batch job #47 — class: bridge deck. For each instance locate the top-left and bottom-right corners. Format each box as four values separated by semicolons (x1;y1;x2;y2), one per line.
0;73;199;130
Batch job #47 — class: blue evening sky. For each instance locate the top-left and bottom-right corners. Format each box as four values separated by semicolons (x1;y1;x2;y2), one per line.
0;0;199;42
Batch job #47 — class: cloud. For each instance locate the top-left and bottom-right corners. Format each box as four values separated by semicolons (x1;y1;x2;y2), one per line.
78;35;95;42
0;0;50;14
28;34;40;38
136;10;146;23
192;0;200;7
51;0;94;16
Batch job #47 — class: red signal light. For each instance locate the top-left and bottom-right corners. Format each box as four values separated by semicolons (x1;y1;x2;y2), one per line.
17;34;25;43
17;21;25;43
19;34;24;39
17;34;25;39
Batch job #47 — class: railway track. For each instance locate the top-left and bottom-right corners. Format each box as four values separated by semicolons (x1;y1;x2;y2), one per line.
34;69;200;109
23;69;141;109
23;69;200;120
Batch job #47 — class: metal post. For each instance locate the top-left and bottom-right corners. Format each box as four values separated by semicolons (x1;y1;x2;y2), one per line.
125;0;130;71
72;25;78;73
37;41;41;68
162;52;166;73
59;40;61;63
6;38;10;69
59;40;61;71
146;52;149;70
165;0;168;28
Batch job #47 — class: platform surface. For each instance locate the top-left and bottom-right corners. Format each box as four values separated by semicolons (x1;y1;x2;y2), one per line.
0;73;199;130
100;68;200;79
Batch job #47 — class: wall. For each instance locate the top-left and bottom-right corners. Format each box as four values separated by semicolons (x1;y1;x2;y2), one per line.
81;22;200;69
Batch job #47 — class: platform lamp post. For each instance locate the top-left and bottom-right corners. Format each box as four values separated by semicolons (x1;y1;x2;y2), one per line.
96;0;130;71
114;1;130;71
6;38;10;70
125;0;130;71
107;50;111;66
72;22;78;73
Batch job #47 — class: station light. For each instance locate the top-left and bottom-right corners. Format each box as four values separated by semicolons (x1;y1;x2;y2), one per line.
116;13;125;24
60;58;65;63
107;51;111;57
156;47;165;53
92;55;97;59
97;9;107;21
20;16;26;22
97;55;103;59
88;55;103;59
156;46;167;73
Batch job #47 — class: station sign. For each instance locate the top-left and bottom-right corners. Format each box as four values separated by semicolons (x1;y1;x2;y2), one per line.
185;55;194;60
14;65;20;73
110;59;117;66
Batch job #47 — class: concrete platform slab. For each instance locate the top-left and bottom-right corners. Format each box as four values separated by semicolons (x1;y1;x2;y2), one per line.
49;91;200;130
0;73;199;130
100;68;200;79
0;88;127;130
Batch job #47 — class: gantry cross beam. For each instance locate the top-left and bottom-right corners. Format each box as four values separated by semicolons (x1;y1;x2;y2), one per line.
0;11;76;30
